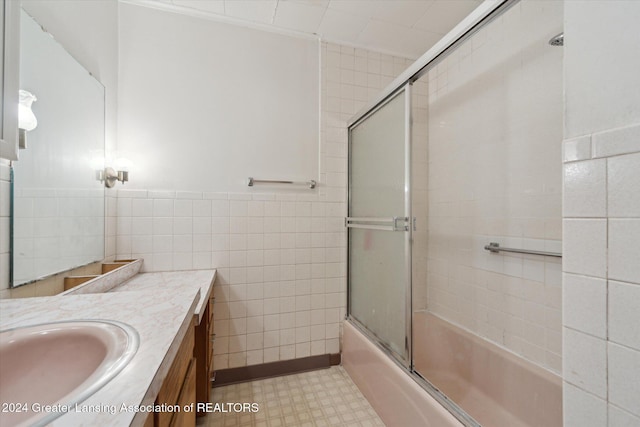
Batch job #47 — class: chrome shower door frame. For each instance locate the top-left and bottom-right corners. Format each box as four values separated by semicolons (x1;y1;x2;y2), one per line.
346;82;413;370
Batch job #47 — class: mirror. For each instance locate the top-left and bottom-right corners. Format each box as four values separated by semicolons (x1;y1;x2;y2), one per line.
11;9;105;287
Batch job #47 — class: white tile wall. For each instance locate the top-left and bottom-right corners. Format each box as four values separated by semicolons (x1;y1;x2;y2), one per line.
563;219;607;278
562;126;640;425
563;159;607;217
608;405;640;427
608;281;640;351
115;42;412;369
564;328;607;399
608;343;640;417
563;382;608;427
608;219;640;284
607;152;640;217
563;1;640;424
418;0;564;374
563;273;606;339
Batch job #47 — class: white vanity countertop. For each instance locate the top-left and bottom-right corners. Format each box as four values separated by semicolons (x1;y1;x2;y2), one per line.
0;288;200;427
110;270;216;324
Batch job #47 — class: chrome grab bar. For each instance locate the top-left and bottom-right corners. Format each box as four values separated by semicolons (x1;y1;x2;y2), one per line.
484;242;562;258
345;216;409;232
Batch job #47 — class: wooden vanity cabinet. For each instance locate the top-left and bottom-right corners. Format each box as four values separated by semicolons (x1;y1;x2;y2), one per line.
209;296;215;384
155;319;196;427
171;358;196;427
194;295;215;417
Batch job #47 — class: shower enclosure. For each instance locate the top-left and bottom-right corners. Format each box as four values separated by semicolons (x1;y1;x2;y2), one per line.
348;86;412;366
346;1;563;426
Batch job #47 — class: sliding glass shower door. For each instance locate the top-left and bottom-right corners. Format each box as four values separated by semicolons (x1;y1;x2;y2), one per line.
347;85;411;366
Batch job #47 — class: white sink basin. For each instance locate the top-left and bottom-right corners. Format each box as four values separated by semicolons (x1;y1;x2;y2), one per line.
0;320;139;427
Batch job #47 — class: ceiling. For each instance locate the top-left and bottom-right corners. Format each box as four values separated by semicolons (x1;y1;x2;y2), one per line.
135;0;482;59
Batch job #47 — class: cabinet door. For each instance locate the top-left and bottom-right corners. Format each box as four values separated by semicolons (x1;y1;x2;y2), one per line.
156;324;195;427
0;0;20;160
170;358;196;427
209;296;215;380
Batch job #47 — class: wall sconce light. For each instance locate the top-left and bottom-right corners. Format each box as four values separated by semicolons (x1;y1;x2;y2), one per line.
18;90;38;149
102;167;129;188
97;156;132;188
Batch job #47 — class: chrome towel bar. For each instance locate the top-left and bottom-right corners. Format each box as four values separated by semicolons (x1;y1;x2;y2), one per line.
484;242;562;258
247;177;316;189
345;216;409;232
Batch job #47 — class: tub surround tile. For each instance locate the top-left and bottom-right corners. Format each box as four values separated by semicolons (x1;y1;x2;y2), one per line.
563;159;607;217
592;123;640;159
563;382;608;427
0;288;200;427
608;404;640;427
563;328;608;399
607;152;640;217
563;274;607;339
608;220;640;284
563;219;607;279
609;280;640;351
563;136;592;163
608;343;640;417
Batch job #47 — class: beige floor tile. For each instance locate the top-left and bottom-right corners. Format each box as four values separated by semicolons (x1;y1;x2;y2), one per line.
203;366;385;426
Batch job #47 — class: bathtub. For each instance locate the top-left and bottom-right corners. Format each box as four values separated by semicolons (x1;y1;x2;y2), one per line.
343;313;562;426
343;320;463;427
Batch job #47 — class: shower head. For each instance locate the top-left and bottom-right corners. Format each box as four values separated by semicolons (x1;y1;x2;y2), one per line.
549;32;564;46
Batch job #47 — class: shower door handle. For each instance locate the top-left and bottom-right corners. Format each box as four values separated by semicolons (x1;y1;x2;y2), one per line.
345;217;409;231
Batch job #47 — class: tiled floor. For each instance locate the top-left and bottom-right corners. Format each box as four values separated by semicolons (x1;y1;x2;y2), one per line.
200;366;385;427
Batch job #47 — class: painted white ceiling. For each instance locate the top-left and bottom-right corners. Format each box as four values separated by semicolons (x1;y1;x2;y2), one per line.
135;0;482;59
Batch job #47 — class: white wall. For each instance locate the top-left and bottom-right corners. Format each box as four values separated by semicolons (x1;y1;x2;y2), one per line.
115;35;412;367
117;3;319;193
562;1;640;425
